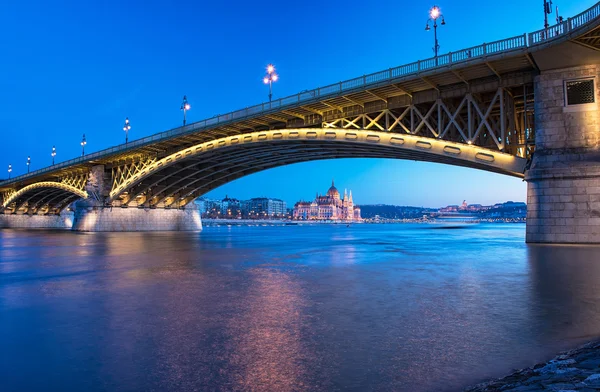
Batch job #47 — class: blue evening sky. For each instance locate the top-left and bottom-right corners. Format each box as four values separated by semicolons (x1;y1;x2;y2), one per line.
0;0;594;207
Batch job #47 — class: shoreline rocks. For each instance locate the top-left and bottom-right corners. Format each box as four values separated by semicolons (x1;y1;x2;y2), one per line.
465;340;600;391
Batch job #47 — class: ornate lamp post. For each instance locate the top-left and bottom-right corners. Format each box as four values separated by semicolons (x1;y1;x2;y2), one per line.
263;64;279;102
123;117;131;144
8;164;12;179
51;146;56;165
425;5;446;61
544;0;552;29
27;156;31;173
180;96;191;126
81;134;87;156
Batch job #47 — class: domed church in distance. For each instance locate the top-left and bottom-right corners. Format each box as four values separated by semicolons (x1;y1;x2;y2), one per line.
293;180;361;221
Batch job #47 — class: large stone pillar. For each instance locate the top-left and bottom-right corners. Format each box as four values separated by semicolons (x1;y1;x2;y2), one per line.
526;64;600;243
71;203;202;232
71;164;202;232
0;211;74;230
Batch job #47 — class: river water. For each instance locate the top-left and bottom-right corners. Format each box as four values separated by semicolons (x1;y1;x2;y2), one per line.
1;223;600;391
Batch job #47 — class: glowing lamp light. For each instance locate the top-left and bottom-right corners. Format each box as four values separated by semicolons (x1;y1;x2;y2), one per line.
180;95;191;126
123;118;131;132
430;6;440;19
264;64;279;101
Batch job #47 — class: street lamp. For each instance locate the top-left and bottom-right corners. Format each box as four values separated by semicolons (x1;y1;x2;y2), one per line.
180;96;191;126
263;64;279;102
81;134;87;156
123;117;131;144
51;146;56;165
27;156;31;173
8;164;12;179
425;5;446;61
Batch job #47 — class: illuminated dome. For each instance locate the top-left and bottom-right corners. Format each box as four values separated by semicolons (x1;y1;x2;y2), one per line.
326;180;340;199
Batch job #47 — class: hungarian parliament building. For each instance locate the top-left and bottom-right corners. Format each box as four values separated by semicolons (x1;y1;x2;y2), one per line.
293;180;362;221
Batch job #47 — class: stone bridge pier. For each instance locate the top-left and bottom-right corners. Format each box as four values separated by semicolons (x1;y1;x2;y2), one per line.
70;165;202;232
0;165;202;232
526;64;600;243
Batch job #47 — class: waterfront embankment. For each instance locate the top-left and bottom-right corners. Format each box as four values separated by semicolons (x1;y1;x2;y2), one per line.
465;340;600;391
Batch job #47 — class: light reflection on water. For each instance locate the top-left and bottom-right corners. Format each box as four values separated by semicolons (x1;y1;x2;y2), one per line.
1;224;600;391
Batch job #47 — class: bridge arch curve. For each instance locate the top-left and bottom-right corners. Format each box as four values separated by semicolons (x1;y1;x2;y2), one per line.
2;182;88;214
110;128;526;208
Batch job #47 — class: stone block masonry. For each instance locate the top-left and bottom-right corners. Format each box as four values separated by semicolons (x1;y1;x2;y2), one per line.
526;64;600;243
0;211;75;230
71;203;202;232
0;204;202;232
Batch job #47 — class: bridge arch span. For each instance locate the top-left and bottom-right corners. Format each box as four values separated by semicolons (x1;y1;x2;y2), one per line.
2;182;88;215
110;128;526;208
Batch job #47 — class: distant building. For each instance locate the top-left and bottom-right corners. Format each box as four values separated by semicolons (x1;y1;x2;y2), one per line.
293;180;361;221
246;197;286;217
221;195;241;216
195;197;222;214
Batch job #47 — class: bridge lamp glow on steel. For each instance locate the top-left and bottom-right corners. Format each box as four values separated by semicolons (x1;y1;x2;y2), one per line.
27;156;31;173
81;134;87;156
123;118;131;144
180;96;191;126
264;64;278;102
8;164;12;179
51;146;56;165
425;5;446;60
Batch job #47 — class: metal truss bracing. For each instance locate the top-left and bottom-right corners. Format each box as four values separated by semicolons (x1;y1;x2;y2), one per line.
59;173;89;190
0;182;88;215
108;128;527;209
0;189;16;207
110;156;157;196
322;88;533;159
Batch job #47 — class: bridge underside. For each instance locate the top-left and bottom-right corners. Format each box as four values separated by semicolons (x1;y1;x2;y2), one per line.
109;131;526;209
1;185;85;215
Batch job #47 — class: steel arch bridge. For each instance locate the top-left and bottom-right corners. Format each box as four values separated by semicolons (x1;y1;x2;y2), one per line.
1;1;600;218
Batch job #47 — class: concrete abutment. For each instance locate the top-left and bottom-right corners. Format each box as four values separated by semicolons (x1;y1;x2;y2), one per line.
526;64;600;243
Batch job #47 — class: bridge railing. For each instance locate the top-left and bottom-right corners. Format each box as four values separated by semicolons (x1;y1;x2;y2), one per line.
571;1;600;29
3;1;600;187
529;1;600;45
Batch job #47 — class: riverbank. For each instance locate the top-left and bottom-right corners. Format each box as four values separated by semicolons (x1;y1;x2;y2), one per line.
201;219;361;225
465;340;600;391
201;218;524;225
